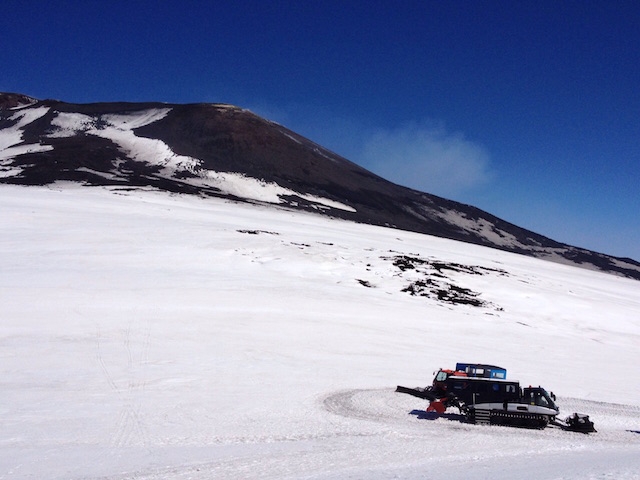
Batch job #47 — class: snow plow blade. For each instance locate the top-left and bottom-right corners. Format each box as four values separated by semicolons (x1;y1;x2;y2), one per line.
551;413;596;433
395;385;437;401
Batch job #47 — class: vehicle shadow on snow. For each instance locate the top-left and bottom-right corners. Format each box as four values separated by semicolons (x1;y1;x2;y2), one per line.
410;410;465;422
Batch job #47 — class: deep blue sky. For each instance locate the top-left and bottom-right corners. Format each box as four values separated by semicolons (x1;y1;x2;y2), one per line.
2;1;639;260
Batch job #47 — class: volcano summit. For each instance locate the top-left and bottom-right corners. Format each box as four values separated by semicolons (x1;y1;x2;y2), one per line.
1;92;638;279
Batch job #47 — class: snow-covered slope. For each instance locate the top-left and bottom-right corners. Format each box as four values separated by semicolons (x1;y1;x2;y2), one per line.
2;93;639;280
1;185;638;479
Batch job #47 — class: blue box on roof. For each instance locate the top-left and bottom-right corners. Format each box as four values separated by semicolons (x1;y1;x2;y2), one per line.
456;363;507;379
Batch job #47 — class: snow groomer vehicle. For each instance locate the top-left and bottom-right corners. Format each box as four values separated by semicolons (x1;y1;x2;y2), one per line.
397;363;595;433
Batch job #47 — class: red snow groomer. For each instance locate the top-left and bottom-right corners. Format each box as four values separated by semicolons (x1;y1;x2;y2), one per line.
397;363;595;433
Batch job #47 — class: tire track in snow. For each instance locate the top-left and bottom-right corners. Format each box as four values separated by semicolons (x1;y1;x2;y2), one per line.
95;320;152;449
322;388;418;424
95;325;119;392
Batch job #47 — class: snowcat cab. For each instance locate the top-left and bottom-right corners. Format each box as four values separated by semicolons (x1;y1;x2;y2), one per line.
522;386;559;413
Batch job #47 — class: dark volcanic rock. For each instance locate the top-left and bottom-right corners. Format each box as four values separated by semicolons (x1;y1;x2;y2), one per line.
0;92;38;109
1;92;639;280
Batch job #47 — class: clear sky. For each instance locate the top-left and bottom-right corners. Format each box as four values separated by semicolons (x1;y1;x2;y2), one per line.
2;1;639;260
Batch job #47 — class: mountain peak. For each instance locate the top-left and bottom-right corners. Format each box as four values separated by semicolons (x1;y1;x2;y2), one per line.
1;94;639;279
0;92;39;110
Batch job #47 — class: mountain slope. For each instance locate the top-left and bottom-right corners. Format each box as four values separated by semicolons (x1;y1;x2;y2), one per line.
1;92;638;279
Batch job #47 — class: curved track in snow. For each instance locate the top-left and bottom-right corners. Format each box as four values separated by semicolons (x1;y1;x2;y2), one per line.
322;388;412;423
320;387;640;454
322;388;640;436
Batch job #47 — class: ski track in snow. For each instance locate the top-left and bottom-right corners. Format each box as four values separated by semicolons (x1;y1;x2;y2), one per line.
1;185;639;480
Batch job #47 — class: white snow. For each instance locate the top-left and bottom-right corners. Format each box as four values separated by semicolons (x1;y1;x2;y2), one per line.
0;159;23;178
0;106;50;150
45;109;356;212
200;171;356;212
1;184;638;480
437;209;521;247
280;131;303;145
101;109;172;129
0;107;53;168
0;143;54;164
48;111;96;137
49;109;199;175
8;97;38;110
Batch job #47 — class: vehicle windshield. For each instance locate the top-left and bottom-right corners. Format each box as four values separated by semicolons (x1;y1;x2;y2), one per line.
435;371;448;382
533;389;558;411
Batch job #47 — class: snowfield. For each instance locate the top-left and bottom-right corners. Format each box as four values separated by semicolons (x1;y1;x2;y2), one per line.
1;185;639;479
